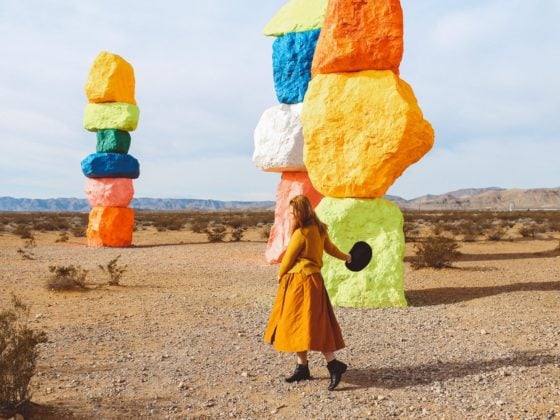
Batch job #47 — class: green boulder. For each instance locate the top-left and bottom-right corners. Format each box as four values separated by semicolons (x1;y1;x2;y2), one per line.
263;0;328;36
96;129;131;154
316;197;407;308
83;102;139;132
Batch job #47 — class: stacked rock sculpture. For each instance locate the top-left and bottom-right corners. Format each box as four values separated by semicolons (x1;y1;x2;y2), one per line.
254;0;329;263
303;0;435;308
81;52;140;247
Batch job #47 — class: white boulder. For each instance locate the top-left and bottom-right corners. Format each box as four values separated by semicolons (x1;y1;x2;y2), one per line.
253;103;306;172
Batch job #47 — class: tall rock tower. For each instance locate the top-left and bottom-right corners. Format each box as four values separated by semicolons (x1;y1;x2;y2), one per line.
303;0;435;308
81;52;140;247
258;0;435;308
254;0;328;264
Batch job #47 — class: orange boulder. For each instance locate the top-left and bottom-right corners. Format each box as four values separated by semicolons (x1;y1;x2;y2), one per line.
302;71;434;198
312;0;403;76
265;172;323;264
85;51;136;105
87;206;134;247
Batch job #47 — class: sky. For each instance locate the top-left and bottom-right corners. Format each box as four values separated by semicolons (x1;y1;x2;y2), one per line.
0;0;558;201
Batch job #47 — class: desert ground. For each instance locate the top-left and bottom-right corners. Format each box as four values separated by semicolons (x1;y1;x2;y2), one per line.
0;215;559;419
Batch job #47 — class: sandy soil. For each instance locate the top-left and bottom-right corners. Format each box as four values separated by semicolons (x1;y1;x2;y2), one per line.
0;228;559;419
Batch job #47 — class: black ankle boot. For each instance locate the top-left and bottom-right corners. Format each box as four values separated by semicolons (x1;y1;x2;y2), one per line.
285;363;311;383
326;359;347;391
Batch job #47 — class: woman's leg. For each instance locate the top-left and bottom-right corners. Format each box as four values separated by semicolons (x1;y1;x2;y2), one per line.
285;351;311;383
297;351;308;365
322;351;347;391
322;351;335;363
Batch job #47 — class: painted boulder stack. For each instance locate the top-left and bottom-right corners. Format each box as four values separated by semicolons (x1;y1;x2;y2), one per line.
81;52;140;247
301;0;435;307
254;0;328;264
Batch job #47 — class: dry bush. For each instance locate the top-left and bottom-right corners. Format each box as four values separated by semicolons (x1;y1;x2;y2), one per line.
152;215;186;232
519;225;537;238
55;232;69;243
260;224;272;240
70;224;86;238
0;295;47;416
14;224;33;239
99;256;127;286
230;227;246;242
46;265;88;290
206;225;227;242
17;237;36;261
487;228;505;241
191;221;207;234
411;236;461;269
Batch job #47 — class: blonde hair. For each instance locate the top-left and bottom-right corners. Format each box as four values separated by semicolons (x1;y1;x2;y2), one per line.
289;195;327;235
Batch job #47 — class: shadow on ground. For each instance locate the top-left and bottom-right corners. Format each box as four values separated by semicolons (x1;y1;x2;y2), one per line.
341;351;559;391
406;281;560;307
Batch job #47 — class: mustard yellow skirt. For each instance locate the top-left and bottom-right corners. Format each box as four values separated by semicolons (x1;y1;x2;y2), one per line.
264;271;345;353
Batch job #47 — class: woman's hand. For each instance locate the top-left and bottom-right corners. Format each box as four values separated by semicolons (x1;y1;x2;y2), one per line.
345;253;352;264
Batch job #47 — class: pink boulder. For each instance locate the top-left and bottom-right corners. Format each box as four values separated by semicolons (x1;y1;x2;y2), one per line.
85;178;134;208
265;172;323;264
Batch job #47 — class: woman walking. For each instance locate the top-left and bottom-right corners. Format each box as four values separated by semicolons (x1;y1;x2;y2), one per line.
264;195;351;391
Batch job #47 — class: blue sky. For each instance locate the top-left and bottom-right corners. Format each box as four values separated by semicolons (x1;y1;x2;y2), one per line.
0;0;558;201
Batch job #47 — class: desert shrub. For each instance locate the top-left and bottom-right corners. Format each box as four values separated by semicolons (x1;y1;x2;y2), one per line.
206;225;227;242
519;225;537;238
260;224;272;240
191;221;207;234
55;232;69;243
487;228;505;241
153;215;185;232
0;295;47;416
46;265;88;290
230;227;246;242
13;224;33;239
17;237;36;261
411;236;461;269
98;255;127;286
70;224;86;237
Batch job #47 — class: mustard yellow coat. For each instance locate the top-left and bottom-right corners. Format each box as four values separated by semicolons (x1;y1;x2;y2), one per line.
264;225;347;352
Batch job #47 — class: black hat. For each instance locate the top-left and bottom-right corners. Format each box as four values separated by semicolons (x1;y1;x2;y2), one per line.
345;241;373;272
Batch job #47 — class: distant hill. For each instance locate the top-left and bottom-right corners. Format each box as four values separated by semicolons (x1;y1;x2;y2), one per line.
0;197;274;212
399;187;560;210
1;187;559;212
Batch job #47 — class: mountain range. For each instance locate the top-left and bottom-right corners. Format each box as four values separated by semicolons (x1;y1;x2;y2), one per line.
1;187;559;212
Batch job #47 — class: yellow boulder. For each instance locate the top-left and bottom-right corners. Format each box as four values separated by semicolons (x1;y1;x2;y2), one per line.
302;70;434;198
87;206;134;247
85;51;136;105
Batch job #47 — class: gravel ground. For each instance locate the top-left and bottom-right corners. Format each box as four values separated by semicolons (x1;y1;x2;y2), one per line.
0;229;559;419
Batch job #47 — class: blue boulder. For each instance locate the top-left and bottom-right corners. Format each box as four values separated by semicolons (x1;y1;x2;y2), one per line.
81;153;140;179
273;29;320;104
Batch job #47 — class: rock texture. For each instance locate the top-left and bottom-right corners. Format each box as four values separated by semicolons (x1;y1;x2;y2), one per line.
81;153;140;179
84;178;134;208
85;51;136;105
96;129;131;154
273;29;321;104
302;70;434;198
265;172;323;263
263;0;328;36
86;206;134;247
253;103;306;172
316;197;407;308
83;103;140;132
312;0;403;76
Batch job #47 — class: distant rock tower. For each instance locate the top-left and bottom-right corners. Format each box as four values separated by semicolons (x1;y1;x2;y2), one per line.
258;0;435;308
81;52;140;247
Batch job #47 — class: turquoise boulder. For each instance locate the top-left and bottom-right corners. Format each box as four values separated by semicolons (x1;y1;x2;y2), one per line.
96;129;131;154
273;29;320;104
81;153;140;179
